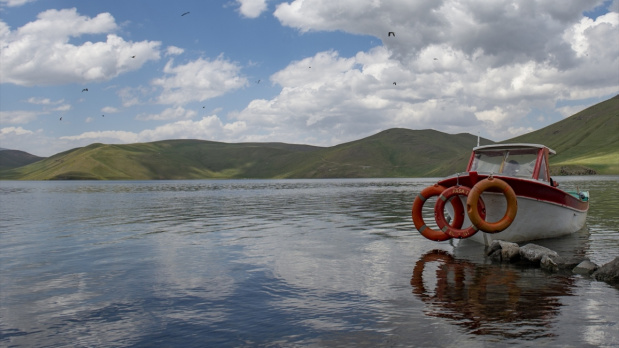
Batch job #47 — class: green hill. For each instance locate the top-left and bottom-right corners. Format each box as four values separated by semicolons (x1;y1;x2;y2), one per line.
1;94;617;180
0;149;45;171
288;128;493;178
0;140;322;180
503;95;618;175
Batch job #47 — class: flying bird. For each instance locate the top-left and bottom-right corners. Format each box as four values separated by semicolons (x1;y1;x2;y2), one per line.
256;79;261;84
82;88;88;92
102;115;104;117
433;58;438;60
131;56;136;58
181;11;190;16
59;117;62;121
388;32;395;37
393;82;396;85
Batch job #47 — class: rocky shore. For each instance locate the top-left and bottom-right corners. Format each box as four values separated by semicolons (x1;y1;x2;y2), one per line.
486;240;619;286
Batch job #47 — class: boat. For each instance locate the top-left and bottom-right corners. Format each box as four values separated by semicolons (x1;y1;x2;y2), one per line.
412;143;589;245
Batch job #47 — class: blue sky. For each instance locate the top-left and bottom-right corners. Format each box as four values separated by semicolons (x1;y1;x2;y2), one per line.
1;0;618;157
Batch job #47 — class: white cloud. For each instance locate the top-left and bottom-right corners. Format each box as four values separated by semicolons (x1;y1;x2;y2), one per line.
165;46;184;56
0;0;36;7
26;97;64;105
236;0;268;18
152;56;248;105
54;116;247;151
118;86;152;107
136;106;197;121
1;126;34;135
60;130;139;143
0;8;161;86
138;116;247;141
52;104;71;112
557;104;588;118
101;106;119;114
0;110;43;124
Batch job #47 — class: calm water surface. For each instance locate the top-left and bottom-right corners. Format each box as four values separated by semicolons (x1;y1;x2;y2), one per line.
1;177;618;347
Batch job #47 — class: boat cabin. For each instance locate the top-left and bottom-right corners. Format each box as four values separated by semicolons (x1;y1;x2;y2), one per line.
466;144;555;183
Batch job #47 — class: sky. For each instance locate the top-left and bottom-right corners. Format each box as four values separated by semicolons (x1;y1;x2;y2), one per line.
1;0;618;157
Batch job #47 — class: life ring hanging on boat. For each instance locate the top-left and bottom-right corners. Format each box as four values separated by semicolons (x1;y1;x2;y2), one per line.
412;184;465;241
434;185;486;239
467;177;517;233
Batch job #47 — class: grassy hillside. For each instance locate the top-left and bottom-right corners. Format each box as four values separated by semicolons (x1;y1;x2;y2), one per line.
503;95;619;174
290;128;493;178
0;140;322;180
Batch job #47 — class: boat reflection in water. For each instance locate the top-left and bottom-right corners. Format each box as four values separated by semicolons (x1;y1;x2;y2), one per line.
411;250;575;339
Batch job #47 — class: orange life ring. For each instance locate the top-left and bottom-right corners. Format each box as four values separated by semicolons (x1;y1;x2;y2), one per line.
412;184;464;241
467;177;517;233
434;185;486;239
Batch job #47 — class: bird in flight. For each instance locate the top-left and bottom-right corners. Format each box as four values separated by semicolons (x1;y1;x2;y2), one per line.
388;32;395;37
393;82;396;85
102;115;105;117
82;88;88;92
131;56;136;58
181;12;190;16
433;58;438;60
256;79;261;84
59;117;62;121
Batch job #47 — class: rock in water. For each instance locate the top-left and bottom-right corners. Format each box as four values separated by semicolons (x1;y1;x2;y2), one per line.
519;244;558;264
573;260;599;275
592;257;619;284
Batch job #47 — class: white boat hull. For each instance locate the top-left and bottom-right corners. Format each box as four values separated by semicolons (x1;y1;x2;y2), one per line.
452;192;588;245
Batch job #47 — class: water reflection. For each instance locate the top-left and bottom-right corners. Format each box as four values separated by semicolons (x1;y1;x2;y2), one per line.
411;250;575;339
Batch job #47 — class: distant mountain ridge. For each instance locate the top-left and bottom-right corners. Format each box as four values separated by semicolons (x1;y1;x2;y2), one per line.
0;149;45;171
1;95;617;180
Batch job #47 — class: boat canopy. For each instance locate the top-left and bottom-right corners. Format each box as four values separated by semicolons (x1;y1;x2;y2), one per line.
467;143;554;181
473;143;556;155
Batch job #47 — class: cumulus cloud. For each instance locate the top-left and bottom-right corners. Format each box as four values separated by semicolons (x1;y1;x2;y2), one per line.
26;97;64;105
0;110;43;124
1;126;34;135
118;86;153;107
0;0;36;7
236;0;268;18
0;8;161;86
60;130;139;143
54;116;247;150
152;56;248;105
101;106;119;114
165;46;184;56
136;106;197;121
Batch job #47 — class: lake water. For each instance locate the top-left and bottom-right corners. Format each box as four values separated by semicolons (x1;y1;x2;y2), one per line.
1;177;618;347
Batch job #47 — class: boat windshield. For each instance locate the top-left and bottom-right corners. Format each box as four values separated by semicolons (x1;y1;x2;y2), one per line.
469;148;539;178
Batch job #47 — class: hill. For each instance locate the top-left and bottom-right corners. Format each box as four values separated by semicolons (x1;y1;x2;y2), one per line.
288;128;493;178
503;95;618;175
0;149;45;171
